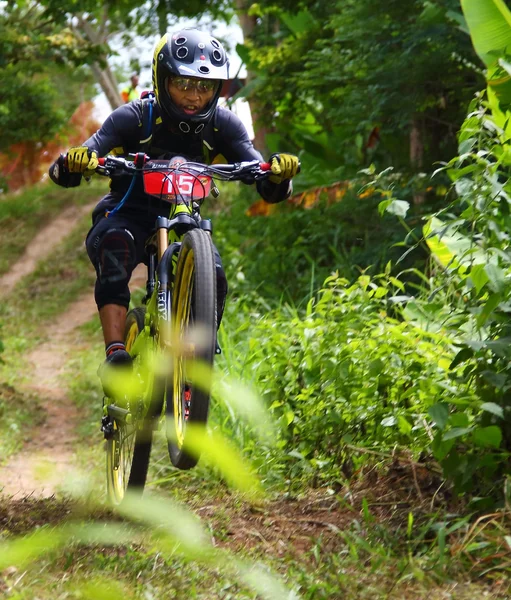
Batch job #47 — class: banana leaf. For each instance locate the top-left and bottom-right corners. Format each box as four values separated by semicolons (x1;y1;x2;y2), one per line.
461;0;511;105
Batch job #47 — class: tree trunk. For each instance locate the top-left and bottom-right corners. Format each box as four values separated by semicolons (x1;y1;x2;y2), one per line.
76;14;123;110
410;116;425;205
234;1;270;155
91;63;123;110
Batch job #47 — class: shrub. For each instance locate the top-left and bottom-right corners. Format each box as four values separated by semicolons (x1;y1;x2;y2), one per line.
220;272;475;490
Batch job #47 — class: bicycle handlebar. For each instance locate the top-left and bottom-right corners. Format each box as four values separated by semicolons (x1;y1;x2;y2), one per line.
95;154;272;182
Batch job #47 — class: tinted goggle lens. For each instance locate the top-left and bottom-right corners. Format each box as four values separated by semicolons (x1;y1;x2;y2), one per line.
171;77;218;93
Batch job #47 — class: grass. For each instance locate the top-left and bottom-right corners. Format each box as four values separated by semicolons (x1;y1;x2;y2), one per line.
0;207;97;426
1;472;510;599
0;191;100;461
0;384;44;464
0;211;96;343
1;182;510;598
51;312;511;600
0;178;108;276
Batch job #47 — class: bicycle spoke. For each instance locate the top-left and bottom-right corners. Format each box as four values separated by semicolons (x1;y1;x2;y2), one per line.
105;307;155;504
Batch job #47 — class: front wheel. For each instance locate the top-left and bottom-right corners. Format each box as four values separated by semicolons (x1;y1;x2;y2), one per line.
166;228;217;470
105;307;153;504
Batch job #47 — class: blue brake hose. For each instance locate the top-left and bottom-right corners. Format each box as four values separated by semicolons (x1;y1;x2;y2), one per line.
105;175;137;218
105;100;153;218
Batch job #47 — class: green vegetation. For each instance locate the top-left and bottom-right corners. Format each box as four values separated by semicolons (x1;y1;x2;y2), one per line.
236;0;483;189
0;385;44;461
3;0;511;597
0;181;104;458
0;3;98;150
1;306;499;599
0;210;96;339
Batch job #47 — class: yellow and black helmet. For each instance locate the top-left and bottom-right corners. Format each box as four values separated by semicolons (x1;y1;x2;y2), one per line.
152;29;230;134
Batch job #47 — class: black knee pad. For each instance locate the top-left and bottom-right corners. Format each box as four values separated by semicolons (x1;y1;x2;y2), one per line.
92;228;136;309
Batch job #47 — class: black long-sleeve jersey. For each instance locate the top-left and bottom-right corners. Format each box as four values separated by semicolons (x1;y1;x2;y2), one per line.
81;100;291;216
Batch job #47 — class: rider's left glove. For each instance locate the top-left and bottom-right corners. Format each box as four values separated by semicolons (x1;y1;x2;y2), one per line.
66;146;99;176
269;153;300;184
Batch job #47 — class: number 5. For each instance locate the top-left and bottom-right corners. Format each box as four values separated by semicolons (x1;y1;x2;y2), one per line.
177;174;194;195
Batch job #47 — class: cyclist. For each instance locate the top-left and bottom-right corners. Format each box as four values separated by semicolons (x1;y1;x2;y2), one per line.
49;28;300;385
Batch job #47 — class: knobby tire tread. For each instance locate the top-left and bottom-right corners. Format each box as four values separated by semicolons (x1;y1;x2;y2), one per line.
125;307;153;492
167;228;216;470
106;307;152;504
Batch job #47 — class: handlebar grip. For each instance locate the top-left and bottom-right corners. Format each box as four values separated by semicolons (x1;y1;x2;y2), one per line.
260;162;271;171
98;158;105;166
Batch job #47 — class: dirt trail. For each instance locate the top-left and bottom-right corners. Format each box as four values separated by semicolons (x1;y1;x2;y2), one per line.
0;206;146;497
0;202;96;298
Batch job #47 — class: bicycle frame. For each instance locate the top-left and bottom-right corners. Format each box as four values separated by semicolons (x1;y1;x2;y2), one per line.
112;198;212;422
99;154;271;433
98;154;281;496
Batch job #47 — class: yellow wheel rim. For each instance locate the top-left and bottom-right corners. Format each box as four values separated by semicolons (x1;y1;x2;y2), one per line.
172;248;194;447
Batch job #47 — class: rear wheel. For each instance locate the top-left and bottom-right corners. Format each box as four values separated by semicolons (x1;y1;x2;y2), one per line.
105;307;154;504
166;229;216;470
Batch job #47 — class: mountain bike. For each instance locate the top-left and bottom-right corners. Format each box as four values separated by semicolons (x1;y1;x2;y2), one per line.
96;153;272;504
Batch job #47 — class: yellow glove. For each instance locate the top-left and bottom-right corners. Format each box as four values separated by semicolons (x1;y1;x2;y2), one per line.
269;153;300;183
66;146;99;175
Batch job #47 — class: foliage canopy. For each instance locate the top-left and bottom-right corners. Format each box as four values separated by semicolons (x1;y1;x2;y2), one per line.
238;0;484;183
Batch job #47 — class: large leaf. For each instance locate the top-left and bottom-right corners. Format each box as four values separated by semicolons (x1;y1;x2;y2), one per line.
280;10;316;35
423;217;487;273
473;425;502;448
428;403;449;430
461;0;511;104
461;0;511;68
481;401;504;419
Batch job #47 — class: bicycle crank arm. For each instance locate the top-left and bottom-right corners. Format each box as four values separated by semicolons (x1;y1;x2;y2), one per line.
106;404;130;423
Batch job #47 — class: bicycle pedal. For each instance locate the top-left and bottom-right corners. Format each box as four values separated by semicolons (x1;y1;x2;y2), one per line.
101;415;114;439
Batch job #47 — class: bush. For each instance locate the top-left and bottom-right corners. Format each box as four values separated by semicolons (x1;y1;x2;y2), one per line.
219;272;475;490
213;181;427;308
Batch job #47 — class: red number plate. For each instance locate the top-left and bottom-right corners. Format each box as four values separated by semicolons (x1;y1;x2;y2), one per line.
143;165;212;201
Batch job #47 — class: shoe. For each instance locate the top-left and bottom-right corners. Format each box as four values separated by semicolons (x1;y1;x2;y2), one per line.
98;349;132;398
105;349;132;366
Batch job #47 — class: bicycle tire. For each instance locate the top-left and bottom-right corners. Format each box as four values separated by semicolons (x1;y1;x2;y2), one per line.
106;307;153;504
166;228;217;470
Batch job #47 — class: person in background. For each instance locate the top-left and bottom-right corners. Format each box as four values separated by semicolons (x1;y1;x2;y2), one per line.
121;73;140;103
48;28;300;389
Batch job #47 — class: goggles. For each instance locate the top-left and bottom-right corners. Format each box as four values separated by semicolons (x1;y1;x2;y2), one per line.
169;76;219;94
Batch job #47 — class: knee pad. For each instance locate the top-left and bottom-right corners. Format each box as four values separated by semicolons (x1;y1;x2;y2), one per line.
96;228;136;283
93;228;136;309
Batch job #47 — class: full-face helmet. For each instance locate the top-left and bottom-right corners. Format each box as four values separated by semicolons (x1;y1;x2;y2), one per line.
152;29;229;134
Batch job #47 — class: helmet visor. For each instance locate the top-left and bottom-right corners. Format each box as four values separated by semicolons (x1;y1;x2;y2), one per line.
169;76;220;94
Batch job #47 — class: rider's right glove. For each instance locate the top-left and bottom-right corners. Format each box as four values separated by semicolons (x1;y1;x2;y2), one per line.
49;154;82;188
66;146;99;176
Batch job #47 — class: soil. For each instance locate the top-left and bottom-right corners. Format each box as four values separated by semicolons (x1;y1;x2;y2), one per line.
0;207;146;498
0;202;95;298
